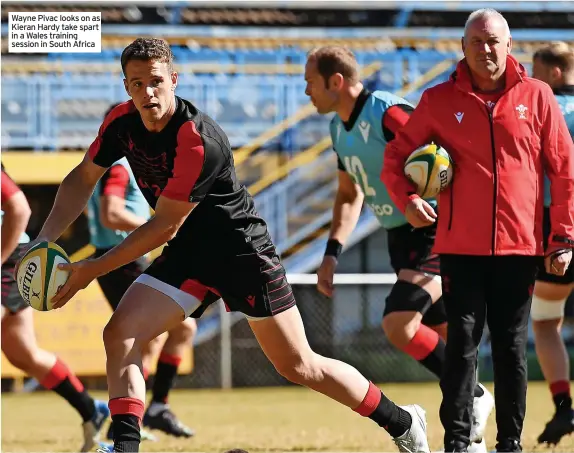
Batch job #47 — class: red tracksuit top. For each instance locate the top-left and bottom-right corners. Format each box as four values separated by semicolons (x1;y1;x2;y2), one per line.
381;55;574;256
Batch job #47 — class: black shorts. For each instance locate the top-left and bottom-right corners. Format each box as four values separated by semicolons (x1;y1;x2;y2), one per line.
537;207;574;285
386;222;446;325
1;244;30;314
387;222;440;276
142;240;296;319
94;248;149;311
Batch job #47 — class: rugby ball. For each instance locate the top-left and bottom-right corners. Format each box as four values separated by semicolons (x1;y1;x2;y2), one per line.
16;241;70;311
404;144;453;199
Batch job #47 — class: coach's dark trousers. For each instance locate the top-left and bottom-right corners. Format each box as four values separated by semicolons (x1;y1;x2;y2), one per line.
439;254;538;450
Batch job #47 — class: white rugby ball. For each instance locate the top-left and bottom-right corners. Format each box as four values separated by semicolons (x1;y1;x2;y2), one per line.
16;241;70;311
404;143;453;199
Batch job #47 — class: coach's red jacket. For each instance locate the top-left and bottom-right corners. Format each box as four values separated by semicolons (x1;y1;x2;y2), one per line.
381;55;574;256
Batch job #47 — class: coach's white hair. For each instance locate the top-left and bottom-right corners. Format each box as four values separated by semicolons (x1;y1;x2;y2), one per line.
464;8;511;39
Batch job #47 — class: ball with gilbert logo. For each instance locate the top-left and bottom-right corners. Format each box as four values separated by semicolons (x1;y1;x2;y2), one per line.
16;241;70;311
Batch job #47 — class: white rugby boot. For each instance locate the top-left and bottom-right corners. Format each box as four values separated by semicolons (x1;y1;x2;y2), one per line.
470;383;494;443
392;404;431;453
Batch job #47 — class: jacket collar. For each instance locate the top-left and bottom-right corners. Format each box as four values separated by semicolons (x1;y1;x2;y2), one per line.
450;55;525;94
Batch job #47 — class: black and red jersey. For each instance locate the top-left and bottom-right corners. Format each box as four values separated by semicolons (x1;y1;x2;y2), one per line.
88;97;269;254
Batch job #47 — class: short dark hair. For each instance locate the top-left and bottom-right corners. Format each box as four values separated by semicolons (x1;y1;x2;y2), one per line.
307;46;360;86
120;37;174;75
533;41;574;73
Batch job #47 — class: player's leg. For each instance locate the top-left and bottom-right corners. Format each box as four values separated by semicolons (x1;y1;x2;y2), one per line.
383;225;450;379
383;226;494;443
248;306;428;451
1;306;109;452
97;259;156;384
102;278;200;453
218;243;429;451
532;277;574;445
143;317;197;437
382;269;446;381
96;258;159;442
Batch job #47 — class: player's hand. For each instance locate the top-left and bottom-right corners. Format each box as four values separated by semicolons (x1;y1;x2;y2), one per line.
317;256;337;297
545;247;572;276
12;236;49;279
405;197;437;228
51;259;100;309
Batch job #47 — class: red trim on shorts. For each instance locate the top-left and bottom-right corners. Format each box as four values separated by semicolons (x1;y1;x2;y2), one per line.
88;101;135;161
109;397;145;420
402;325;440;361
39;358;84;392
550;380;571;397
180;279;209;300
158;352;182;367
354;381;381;416
161;121;205;202
1;170;22;204
102;165;130;198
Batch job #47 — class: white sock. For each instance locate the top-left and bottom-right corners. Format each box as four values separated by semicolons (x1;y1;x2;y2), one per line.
147;402;168;417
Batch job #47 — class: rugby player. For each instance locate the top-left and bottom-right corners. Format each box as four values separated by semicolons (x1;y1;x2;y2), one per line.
86;108;196;439
28;38;430;453
1;163;109;452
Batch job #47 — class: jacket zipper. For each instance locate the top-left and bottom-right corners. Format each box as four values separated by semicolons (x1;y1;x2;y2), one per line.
487;108;497;255
447;172;454;230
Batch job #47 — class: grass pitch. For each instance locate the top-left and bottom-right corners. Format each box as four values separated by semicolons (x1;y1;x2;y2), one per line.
2;381;573;452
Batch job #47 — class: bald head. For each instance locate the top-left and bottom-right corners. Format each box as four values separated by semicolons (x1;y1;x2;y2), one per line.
462;8;512;90
464;8;511;41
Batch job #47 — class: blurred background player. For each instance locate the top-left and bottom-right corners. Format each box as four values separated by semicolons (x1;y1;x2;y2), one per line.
531;41;574;446
1;162;110;452
87;104;196;440
307;46;493;452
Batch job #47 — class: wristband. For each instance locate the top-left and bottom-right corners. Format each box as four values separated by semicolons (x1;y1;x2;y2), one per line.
325;239;343;258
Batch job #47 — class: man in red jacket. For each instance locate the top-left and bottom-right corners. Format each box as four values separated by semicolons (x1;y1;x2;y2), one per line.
381;8;574;453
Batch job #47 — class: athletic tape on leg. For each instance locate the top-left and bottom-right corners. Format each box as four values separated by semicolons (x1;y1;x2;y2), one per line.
531;295;566;321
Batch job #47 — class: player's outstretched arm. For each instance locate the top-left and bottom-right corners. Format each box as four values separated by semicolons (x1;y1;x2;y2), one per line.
1;171;31;264
38;152;107;243
52;195;196;309
90;195;195;276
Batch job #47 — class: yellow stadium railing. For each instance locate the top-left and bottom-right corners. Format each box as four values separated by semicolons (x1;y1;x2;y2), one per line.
2;152;85;184
247;58;457;196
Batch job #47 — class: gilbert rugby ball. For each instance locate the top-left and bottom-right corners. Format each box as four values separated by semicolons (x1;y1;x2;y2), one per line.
404;143;453;199
16;241;70;311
